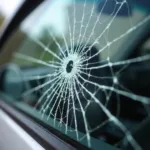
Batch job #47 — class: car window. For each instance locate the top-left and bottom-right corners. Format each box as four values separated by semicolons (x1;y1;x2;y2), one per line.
0;0;150;149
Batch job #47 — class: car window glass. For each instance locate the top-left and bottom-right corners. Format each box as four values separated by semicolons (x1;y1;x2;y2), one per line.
0;0;150;149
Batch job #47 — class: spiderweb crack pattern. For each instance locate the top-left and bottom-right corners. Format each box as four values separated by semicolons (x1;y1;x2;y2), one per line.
14;0;150;149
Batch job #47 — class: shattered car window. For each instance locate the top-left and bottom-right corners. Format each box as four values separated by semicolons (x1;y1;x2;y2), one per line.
1;0;150;149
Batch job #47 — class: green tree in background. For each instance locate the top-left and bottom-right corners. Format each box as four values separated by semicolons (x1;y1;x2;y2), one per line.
13;27;64;66
0;13;5;27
